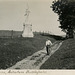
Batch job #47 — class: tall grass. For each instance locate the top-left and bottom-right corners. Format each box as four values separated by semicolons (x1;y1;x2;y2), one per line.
0;33;55;69
40;39;75;69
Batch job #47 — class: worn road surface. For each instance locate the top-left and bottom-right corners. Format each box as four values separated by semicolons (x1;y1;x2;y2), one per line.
7;41;63;69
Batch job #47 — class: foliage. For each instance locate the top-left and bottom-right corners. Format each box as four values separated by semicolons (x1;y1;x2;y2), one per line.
51;0;75;38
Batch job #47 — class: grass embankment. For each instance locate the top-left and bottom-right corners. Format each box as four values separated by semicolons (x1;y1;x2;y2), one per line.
0;33;55;69
40;39;75;69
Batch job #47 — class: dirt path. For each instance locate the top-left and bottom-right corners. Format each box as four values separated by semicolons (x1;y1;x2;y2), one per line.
7;41;63;69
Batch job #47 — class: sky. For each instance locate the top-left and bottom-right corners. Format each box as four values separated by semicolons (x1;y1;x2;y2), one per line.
0;0;66;35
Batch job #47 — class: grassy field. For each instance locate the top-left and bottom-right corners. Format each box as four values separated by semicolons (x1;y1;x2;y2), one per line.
40;39;75;69
0;33;56;69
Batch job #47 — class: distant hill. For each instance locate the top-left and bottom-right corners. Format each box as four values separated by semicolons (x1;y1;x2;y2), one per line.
0;30;22;38
0;30;66;40
40;32;65;40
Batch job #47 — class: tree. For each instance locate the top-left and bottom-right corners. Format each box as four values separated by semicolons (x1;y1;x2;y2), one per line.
51;0;75;38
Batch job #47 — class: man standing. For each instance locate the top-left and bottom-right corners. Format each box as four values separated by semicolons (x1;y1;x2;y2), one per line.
46;39;52;55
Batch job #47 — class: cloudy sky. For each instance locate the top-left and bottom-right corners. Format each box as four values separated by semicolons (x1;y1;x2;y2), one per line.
0;0;66;35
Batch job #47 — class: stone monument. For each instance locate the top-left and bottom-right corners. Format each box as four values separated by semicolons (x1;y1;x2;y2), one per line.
22;4;34;37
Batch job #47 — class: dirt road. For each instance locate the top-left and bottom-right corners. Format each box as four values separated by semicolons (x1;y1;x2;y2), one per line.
7;41;63;69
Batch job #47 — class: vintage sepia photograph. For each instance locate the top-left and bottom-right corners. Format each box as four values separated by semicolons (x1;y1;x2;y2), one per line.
0;0;75;71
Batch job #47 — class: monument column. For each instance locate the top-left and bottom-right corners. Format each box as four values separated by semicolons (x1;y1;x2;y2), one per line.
22;5;34;37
